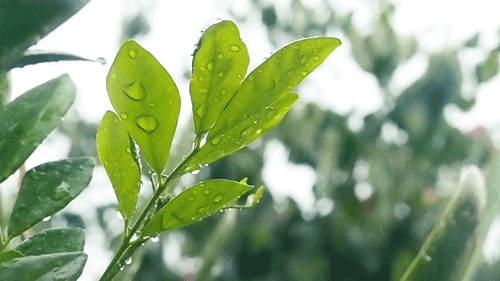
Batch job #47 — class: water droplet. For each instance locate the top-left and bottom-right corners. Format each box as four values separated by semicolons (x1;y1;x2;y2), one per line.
198;75;205;82
230;45;240;52
211;137;221;145
181;199;186;203
301;71;308;77
117;211;124;220
226;135;233;140
128;49;137;58
300;55;309;65
314;56;320;61
218;54;223;59
237;74;242;79
206;61;214;71
191;169;200;175
151;235;159;242
196;104;205;118
424;255;432;262
218;71;224;77
198;205;209;213
214;194;224;203
43;216;51;222
193;190;198;195
149;102;155;107
200;66;205;71
125;257;132;265
240;127;252;139
188;196;195;201
120;113;128;119
122;80;146;101
293;45;299;50
126;147;131;153
103;161;109;167
199;88;208;93
168;100;173;105
220;89;227;96
204;189;211;195
135;115;158;132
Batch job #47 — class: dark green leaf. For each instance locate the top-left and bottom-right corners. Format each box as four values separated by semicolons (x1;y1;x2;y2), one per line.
190;20;249;136
0;250;23;264
10;50;106;70
97;111;141;220
0;252;87;281
107;40;181;174
16;228;85;256
0;74;76;184
142;179;254;237
7;157;95;238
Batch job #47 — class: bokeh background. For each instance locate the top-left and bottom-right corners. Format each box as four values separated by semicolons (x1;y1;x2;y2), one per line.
2;0;500;280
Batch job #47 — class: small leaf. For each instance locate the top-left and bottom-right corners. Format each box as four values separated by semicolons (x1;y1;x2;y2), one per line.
190;20;249;136
97;111;141;220
0;74;76;184
0;252;87;281
16;228;85;256
0;250;24;264
183;93;298;173
7;157;95;239
142;179;254;237
246;186;265;207
9;50;106;70
107;40;181;174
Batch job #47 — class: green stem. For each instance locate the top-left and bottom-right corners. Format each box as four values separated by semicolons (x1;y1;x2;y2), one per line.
99;148;199;281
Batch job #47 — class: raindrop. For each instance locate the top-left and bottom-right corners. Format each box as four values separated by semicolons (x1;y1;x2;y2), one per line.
103;161;109;167
200;66;205;71
220;89;227;96
237;74;242;79
226;135;233;140
120;113;128;120
199;88;208;93
218;54;223;59
314;56;320;61
300;55;309;65
218;71;224;77
191;169;200;175
128;49;137;58
424;255;432;262
196;104;205;118
214;194;224;203
293;45;299;50
211;137;221;145
125;257;132;265
230;45;240;52
206;61;214;71
204;189;211;195
193;190;198;195
188;196;195;201
168;100;173;105
198;205;209;213
198;75;205;82
116;211;124;221
151;235;159;242
43;216;51;222
301;71;308;77
149;102;155;107
135;115;159;133
122;81;146;101
239;127;252;139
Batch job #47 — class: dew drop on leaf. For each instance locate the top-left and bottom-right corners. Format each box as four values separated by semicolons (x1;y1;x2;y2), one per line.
151;235;159;242
300;55;309;65
135;115;159;132
191;169;200;175
120;113;128;119
42;216;51;222
230;45;240;52
301;71;308;77
218;71;224;77
198;205;209;214
149;102;155;107
128;49;137;58
188;196;195;202
218;54;223;59
204;189;211;195
122;81;146;101
125;257;132;265
214;194;224;203
196;104;205;118
211;137;221;146
206;61;214;71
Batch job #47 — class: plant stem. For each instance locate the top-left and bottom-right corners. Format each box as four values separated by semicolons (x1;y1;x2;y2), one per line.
99;148;199;281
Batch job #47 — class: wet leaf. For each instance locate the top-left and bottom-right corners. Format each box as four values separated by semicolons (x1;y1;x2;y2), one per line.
10;50;105;70
7;157;95;239
0;74;76;184
107;40;180;174
97;111;141;220
142;179;254;237
0;250;23;264
0;252;87;281
16;228;85;256
190;20;249;136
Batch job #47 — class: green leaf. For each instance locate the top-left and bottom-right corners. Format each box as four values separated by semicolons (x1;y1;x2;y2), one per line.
0;250;24;264
190;20;249;136
0;74;76;184
184;37;341;172
7;157;95;238
0;252;87;281
184;92;298;173
10;50;106;70
16;228;85;256
97;111;141;220
142;179;254;237
106;40;181;174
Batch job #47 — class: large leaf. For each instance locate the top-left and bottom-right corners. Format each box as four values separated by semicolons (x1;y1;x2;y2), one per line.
190;20;249;136
97;111;141;220
0;250;24;264
0;74;76;184
16;228;85;256
7;157;95;238
0;0;90;70
0;252;87;281
107;40;181;174
184;37;341;172
142;179;254;237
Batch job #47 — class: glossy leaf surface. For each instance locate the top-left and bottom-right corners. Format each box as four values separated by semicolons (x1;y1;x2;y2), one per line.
15;228;85;256
142;179;254;236
0;252;87;281
107;40;180;174
8;157;95;238
0;74;76;184
0;250;23;264
97;111;141;220
190;20;249;135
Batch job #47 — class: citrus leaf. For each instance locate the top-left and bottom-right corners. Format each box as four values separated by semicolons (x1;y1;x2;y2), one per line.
0;250;24;265
0;74;76;184
7;157;95;239
0;252;87;281
142;179;254;237
107;40;181;174
97;111;141;220
16;228;85;256
183;93;298;173
190;20;249;136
